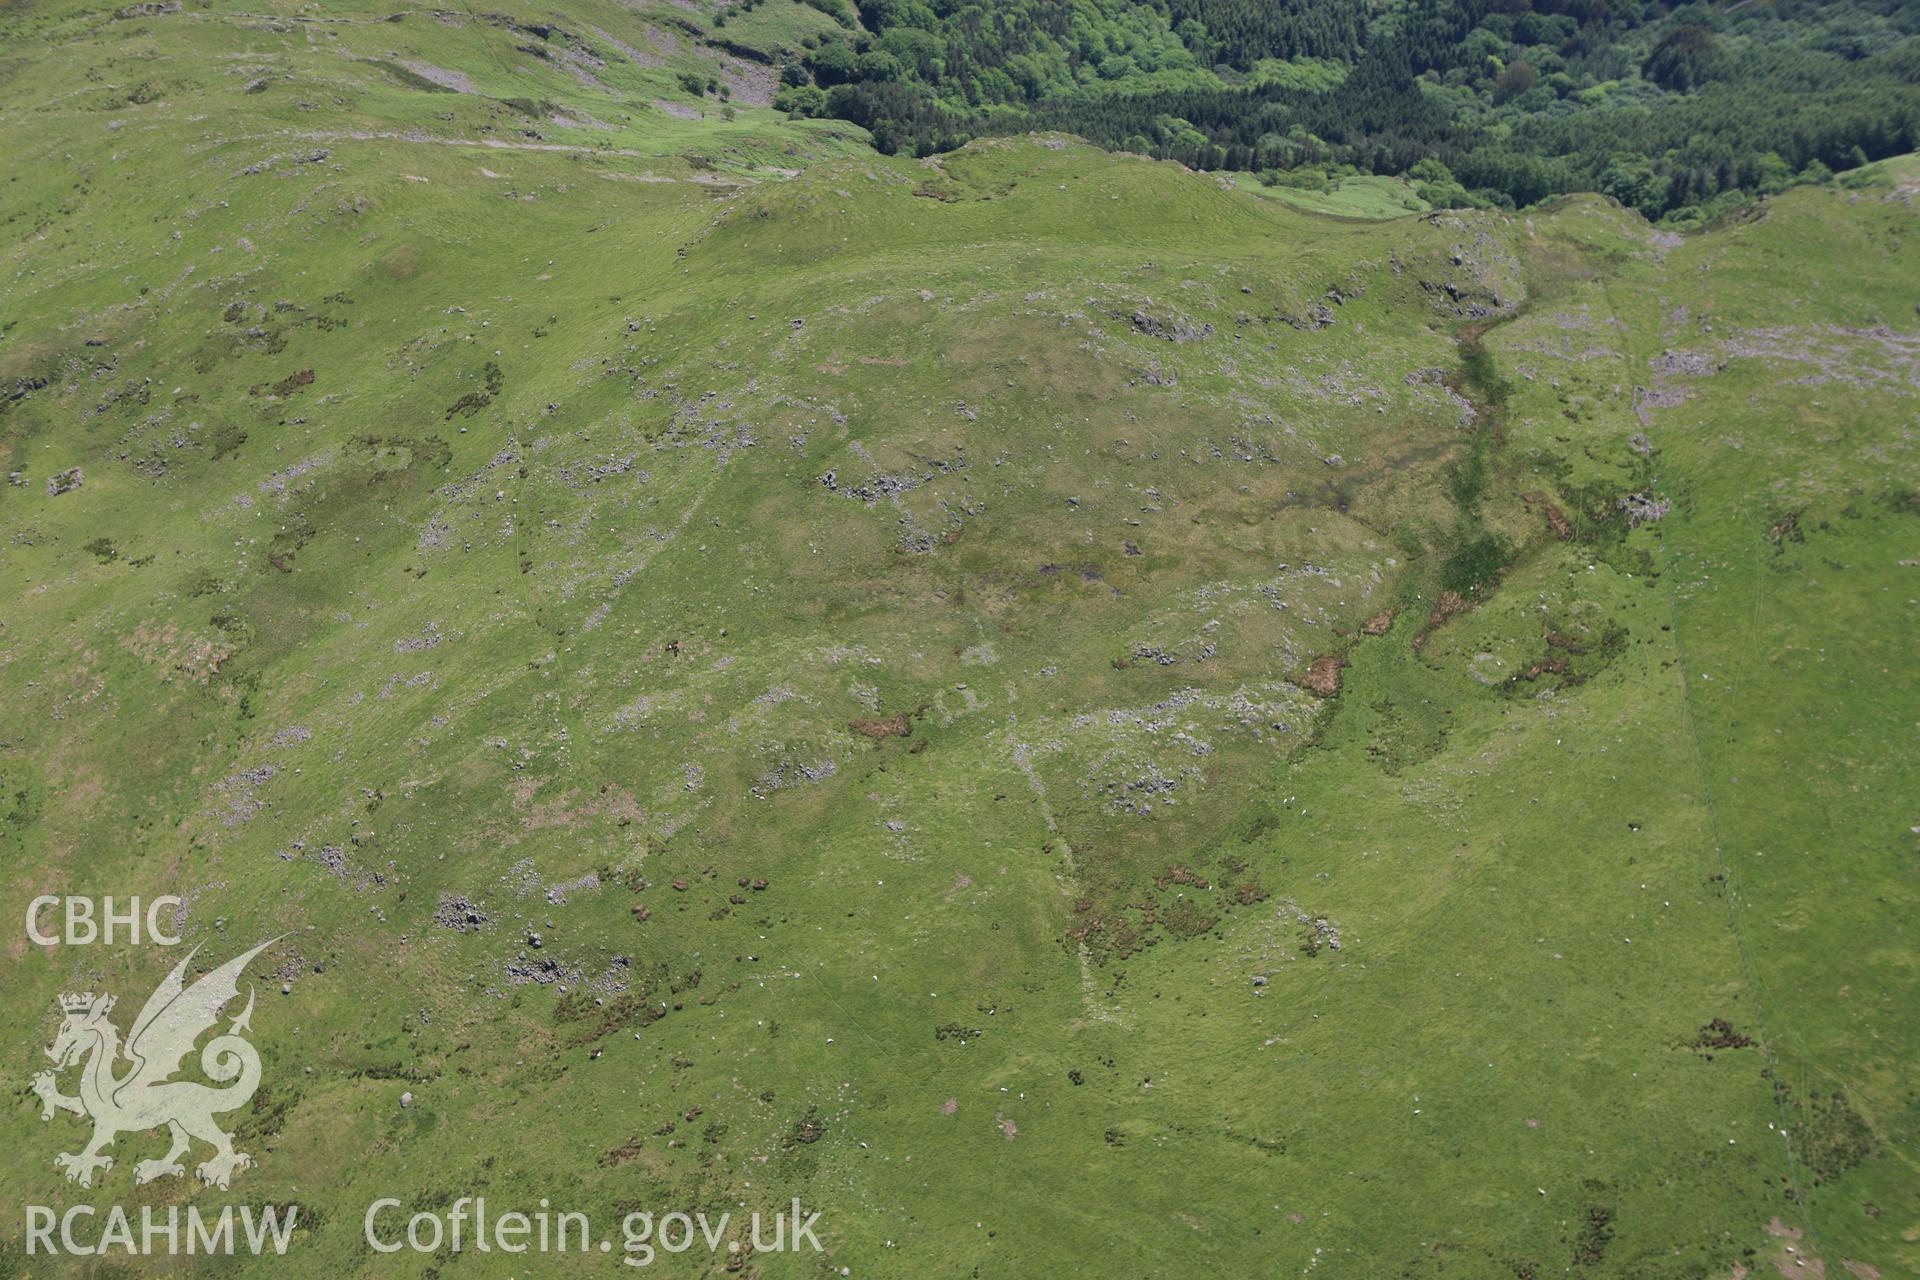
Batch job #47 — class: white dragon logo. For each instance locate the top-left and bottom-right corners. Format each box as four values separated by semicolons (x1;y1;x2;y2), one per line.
31;940;276;1189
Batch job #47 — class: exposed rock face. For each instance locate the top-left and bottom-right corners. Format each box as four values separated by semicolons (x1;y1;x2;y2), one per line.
1618;492;1670;526
1131;308;1213;342
433;894;489;932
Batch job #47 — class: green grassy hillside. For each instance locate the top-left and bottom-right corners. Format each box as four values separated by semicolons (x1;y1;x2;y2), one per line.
0;3;1914;1277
